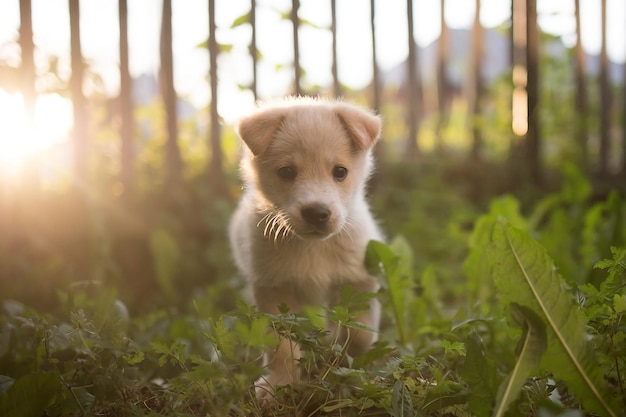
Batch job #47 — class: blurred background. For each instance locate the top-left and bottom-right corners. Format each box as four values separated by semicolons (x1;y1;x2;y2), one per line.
0;0;625;312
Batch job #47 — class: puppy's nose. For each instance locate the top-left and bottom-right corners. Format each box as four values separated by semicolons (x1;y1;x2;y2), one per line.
301;204;331;227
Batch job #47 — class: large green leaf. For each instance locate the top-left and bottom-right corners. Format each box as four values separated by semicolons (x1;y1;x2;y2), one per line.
365;238;414;345
464;196;526;313
461;330;497;417
488;220;618;417
493;303;547;417
0;372;61;417
390;379;416;417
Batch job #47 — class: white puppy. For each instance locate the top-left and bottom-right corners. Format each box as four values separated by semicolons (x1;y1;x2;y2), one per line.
229;97;383;401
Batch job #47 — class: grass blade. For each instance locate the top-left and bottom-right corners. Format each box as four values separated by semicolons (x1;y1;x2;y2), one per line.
493;303;547;417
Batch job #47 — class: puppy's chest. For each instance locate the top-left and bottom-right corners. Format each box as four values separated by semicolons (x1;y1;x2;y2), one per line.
254;236;367;292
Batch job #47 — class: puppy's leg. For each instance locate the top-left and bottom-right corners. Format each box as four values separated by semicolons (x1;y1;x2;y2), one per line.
253;286;302;401
346;295;380;357
332;278;381;357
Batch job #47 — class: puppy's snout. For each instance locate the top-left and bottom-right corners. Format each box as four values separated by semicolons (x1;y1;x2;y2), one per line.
301;204;331;227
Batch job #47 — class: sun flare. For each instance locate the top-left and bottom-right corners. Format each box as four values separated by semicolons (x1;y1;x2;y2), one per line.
0;90;72;179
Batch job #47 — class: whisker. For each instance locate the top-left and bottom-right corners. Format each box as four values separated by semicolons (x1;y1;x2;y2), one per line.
340;216;357;243
257;209;294;243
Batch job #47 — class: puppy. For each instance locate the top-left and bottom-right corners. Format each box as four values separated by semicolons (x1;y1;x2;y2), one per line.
229;97;383;401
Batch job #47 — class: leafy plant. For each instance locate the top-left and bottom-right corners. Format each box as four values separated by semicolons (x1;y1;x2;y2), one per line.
488;219;619;416
1;162;625;416
492;303;547;417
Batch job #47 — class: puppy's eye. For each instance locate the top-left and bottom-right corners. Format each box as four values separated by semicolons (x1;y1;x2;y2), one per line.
277;166;297;180
332;166;348;181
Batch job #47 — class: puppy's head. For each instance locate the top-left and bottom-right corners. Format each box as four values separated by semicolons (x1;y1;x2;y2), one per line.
237;97;381;241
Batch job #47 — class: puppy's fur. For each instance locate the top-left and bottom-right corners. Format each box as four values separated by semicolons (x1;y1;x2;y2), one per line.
229;97;383;401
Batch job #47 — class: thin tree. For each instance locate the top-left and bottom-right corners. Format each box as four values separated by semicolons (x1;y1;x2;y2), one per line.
509;0;514;68
435;0;449;152
19;0;40;190
469;0;483;160
330;0;341;98
526;0;541;183
118;0;134;196
598;0;611;177
623;12;626;179
114;0;156;306
405;0;421;160
19;0;35;121
511;0;526;140
510;0;528;177
159;0;182;188
69;0;89;182
369;0;385;170
208;0;224;190
573;0;588;172
250;0;258;100
369;0;380;113
67;0;93;287
291;0;302;96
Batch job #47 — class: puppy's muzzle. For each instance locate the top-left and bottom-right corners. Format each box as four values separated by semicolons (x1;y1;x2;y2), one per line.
301;203;331;229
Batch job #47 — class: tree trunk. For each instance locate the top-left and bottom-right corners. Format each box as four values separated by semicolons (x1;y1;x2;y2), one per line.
573;0;588;173
291;0;302;96
436;0;449;152
67;0;91;284
330;0;341;98
369;0;380;113
469;0;483;160
405;0;421;160
19;0;40;191
509;1;514;68
511;0;526;141
19;0;35;120
118;0;134;197
208;0;224;192
620;6;626;181
526;0;541;183
598;0;611;177
159;0;182;189
509;0;528;184
115;0;155;306
369;0;384;170
69;0;89;183
250;0;258;101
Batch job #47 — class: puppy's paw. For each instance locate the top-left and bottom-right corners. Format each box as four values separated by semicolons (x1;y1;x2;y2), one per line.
254;372;297;405
254;376;275;404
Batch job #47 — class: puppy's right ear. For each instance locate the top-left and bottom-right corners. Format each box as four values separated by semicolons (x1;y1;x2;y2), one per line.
236;107;285;156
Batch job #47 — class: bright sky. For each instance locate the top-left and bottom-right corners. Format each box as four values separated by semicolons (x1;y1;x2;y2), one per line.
0;0;625;119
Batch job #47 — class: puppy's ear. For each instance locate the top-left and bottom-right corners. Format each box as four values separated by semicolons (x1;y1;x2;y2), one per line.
236;107;285;156
334;104;382;151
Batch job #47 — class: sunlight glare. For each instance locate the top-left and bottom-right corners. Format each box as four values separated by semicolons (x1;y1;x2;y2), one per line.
512;87;528;137
0;90;72;179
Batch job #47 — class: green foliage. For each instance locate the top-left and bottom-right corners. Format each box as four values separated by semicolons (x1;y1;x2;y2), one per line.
489;220;618;416
529;165;625;284
492;304;546;417
460;330;497;416
464;195;527;313
366;237;415;345
149;228;181;303
1;163;625;416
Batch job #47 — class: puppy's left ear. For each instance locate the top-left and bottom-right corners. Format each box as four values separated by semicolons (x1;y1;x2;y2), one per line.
334;104;382;151
236;106;286;156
